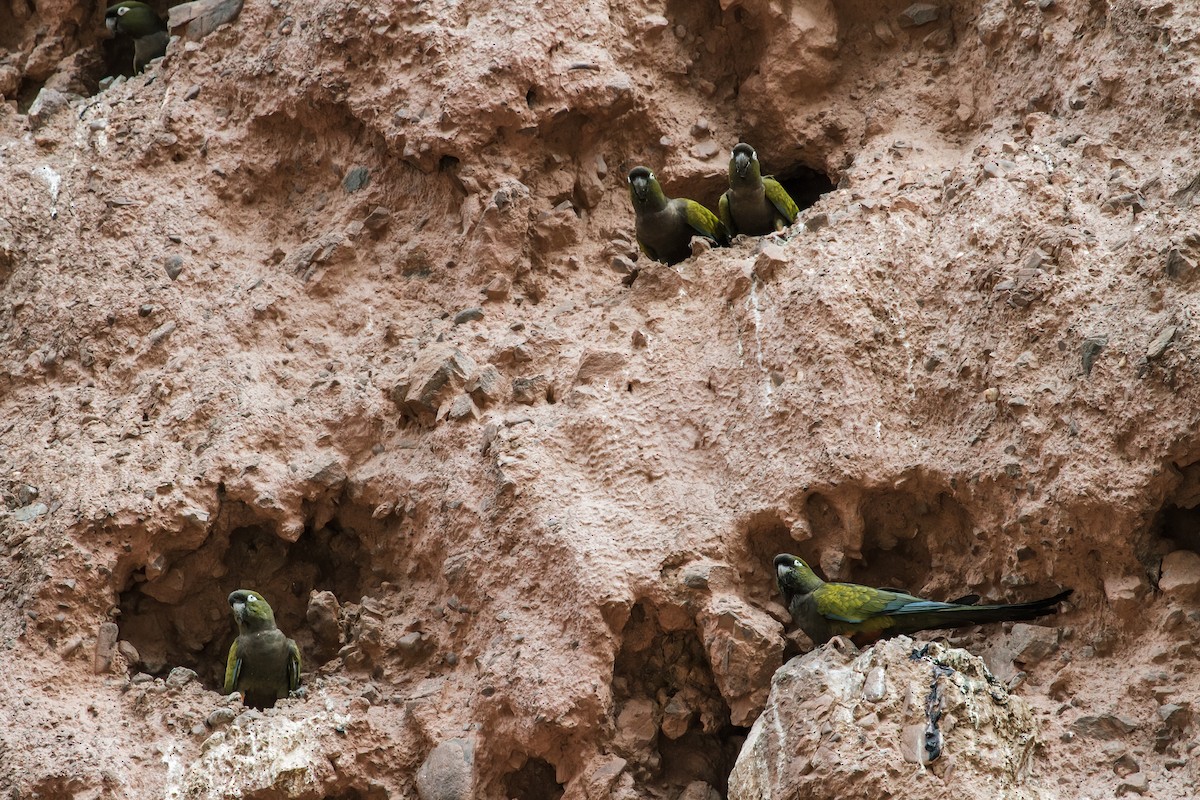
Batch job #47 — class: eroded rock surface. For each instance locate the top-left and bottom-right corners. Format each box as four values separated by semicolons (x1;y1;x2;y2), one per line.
730;638;1040;799
4;0;1200;798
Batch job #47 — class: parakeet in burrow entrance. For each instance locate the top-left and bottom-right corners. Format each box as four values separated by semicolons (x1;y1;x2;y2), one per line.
224;589;302;709
718;143;800;237
774;553;1072;647
105;1;169;73
627;166;728;266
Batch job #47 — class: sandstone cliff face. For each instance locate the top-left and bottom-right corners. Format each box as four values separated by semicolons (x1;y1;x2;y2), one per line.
3;0;1200;798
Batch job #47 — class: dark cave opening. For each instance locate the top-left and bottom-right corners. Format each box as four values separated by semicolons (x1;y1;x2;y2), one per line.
854;489;971;598
1154;459;1200;556
777;166;835;214
117;514;378;692
611;601;747;798
502;757;564;800
740;509;799;609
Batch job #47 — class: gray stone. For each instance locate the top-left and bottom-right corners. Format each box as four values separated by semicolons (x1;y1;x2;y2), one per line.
94;622;119;674
364;206;392;230
1008;623;1060;667
899;4;940;27
1160;550;1200;598
610;254;638;274
206;707;236;728
416;738;475;800
392;345;478;425
1117;772;1149;796
1167;248;1196;279
465;365;503;404
12;503;48;522
342;166;370;193
447;394;479;421
165;255;184;280
117;640;141;667
306;590;341;652
513;375;551;405
28;88;70;129
1072;713;1138;740
661;694;693;739
168;0;244;38
147;321;177;346
1146;326;1177;360
453;307;484;325
483;275;510;301
166;667;199;688
678;781;721;800
1081;336;1107;375
863;666;887;701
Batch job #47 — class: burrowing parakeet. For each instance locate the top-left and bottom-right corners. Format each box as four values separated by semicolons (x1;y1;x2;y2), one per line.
718;143;800;237
105;1;169;73
627;166;727;265
775;553;1072;646
224;589;301;709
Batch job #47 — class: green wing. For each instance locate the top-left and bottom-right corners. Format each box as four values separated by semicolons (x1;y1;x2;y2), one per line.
814;583;918;624
718;192;736;237
683;200;728;245
287;639;302;693
763;178;799;227
223;640;241;695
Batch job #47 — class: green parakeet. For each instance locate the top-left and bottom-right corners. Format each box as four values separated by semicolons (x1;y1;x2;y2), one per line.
105;1;169;73
224;589;302;709
627;166;728;265
775;553;1072;646
718;143;800;237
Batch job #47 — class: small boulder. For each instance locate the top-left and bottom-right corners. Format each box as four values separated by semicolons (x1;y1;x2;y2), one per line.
1159;550;1200;598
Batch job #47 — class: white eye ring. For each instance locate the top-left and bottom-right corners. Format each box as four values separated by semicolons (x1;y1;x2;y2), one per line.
247;595;258;603
117;6;130;15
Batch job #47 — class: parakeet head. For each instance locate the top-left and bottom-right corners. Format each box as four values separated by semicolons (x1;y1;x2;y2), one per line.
228;589;278;632
730;143;762;183
775;553;824;600
627;166;668;211
105;1;167;37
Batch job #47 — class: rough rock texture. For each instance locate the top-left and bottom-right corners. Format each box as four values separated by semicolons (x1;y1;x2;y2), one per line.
729;638;1039;799
4;0;1200;798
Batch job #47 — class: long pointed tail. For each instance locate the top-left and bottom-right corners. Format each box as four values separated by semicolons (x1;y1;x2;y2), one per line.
897;589;1072;634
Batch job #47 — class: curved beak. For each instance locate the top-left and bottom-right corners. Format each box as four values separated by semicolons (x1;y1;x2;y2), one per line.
105;17;118;34
630;176;649;203
734;152;752;178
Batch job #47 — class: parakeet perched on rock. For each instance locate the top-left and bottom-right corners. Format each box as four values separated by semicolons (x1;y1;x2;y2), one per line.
718;143;800;237
627;166;727;265
105;1;169;73
224;589;301;709
775;553;1072;646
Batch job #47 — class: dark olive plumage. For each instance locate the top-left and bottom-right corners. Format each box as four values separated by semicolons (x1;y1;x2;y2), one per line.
627;166;727;265
105;1;169;72
719;143;800;237
224;589;301;709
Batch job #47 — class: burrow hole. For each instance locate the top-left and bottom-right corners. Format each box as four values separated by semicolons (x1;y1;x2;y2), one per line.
117;503;387;692
611;600;748;798
502;757;564;800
